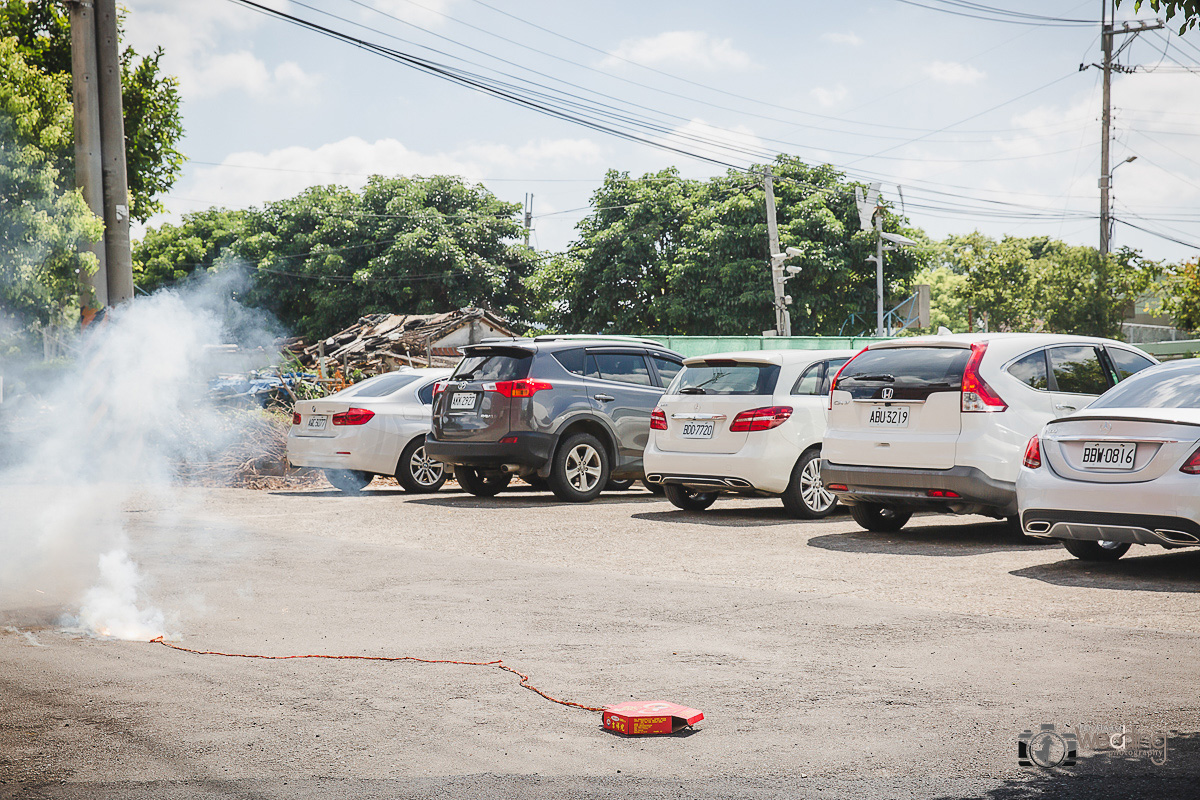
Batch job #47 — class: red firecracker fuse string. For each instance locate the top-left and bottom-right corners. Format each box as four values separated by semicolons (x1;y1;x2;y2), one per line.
148;636;606;713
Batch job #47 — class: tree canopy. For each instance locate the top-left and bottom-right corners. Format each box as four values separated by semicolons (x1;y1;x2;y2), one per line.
1119;0;1200;33
531;157;924;336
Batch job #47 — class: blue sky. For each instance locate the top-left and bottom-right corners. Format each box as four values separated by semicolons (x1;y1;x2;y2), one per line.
123;0;1200;264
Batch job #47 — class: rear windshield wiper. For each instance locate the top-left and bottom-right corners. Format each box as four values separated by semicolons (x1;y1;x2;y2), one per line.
680;386;707;394
844;373;895;382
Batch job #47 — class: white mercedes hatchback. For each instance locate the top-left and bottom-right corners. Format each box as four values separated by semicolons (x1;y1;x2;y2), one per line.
643;349;857;517
1018;358;1200;561
288;367;452;493
821;333;1157;532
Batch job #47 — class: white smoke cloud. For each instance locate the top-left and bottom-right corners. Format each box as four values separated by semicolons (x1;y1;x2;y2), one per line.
0;269;280;641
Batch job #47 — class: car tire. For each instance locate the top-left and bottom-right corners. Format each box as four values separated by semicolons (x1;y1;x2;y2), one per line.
395;438;447;493
781;450;838;519
454;466;512;497
642;480;666;495
664;484;719;511
849;502;912;532
606;477;636;491
325;469;372;494
548;433;610;502
1062;539;1131;562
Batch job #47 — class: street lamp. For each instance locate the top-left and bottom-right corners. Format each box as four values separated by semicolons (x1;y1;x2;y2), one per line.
867;230;918;337
769;246;803;336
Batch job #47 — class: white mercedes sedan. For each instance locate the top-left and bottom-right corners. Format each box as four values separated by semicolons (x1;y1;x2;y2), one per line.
1018;358;1200;561
288;367;452;493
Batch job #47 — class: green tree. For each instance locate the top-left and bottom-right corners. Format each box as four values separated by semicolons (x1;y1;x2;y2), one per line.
534;156;923;336
0;0;184;222
1118;0;1200;33
236;176;538;340
132;208;248;293
0;37;103;343
913;265;969;332
1159;258;1200;330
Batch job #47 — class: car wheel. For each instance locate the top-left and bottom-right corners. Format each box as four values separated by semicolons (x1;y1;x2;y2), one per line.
1062;539;1131;562
606;477;636;491
395;438;447;493
548;433;610;502
781;450;837;519
325;469;372;494
849;502;912;532
454;466;512;497
664;484;719;511
642;480;666;495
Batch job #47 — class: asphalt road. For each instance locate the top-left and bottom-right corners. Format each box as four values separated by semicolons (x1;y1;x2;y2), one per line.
3;483;1199;799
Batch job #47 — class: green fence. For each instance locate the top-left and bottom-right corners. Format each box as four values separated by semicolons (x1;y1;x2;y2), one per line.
1139;339;1200;360
643;335;889;358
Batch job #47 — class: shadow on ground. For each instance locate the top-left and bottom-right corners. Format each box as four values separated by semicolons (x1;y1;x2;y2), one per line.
629;504;847;528
1010;548;1200;593
937;730;1200;800
806;518;1056;556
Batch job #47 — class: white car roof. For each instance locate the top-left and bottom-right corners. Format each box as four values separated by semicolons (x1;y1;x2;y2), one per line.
867;332;1140;352
683;349;859;366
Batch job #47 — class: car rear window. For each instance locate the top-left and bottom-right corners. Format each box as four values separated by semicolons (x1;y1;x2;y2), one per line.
1088;363;1200;409
452;349;532;381
671;361;781;395
1107;347;1156;382
342;372;423;398
835;347;970;400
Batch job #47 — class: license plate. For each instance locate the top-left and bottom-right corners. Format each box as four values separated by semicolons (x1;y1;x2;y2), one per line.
680;421;715;439
306;415;327;431
450;392;478;411
1081;441;1136;470
868;406;909;427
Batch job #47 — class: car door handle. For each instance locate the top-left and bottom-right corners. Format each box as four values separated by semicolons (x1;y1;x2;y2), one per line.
594;394;615;402
1055;403;1077;411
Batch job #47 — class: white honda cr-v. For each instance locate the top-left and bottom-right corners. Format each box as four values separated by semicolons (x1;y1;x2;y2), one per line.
820;333;1157;533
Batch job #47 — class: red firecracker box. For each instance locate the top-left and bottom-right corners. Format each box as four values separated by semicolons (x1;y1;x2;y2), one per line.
602;701;704;735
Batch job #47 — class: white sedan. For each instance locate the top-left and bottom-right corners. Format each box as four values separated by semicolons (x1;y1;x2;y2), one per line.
1018;358;1200;561
643;349;857;517
288;367;452;493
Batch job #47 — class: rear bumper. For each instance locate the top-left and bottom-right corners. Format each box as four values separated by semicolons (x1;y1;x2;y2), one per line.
424;431;555;469
643;439;795;494
1019;509;1200;546
820;461;1017;516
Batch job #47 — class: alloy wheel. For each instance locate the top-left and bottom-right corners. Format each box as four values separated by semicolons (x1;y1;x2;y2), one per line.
409;445;444;487
565;443;602;493
799;456;835;513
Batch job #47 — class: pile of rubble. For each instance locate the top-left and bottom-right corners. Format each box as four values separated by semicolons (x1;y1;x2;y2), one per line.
294;307;516;376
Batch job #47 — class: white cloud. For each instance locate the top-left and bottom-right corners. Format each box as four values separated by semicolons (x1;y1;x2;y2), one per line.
810;85;848;108
822;32;863;46
601;31;755;72
650;119;764;165
922;61;985;85
122;0;317;100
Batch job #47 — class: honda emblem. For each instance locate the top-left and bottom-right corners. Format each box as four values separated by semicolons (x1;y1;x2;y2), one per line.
881;387;894;400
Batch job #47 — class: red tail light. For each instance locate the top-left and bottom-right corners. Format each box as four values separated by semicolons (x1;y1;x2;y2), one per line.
332;407;375;426
1023;435;1042;469
961;342;1007;412
730;406;793;432
1180;445;1200;474
485;379;553;398
926;489;961;498
650;408;667;430
433;381;447;396
828;346;868;410
827;483;848;492
292;412;301;425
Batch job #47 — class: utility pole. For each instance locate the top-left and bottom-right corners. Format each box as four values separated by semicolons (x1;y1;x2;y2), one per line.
763;168;790;336
94;0;133;305
69;0;107;310
875;211;885;337
1095;0;1162;258
523;193;533;247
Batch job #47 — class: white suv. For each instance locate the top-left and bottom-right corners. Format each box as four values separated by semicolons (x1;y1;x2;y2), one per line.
644;349;856;517
820;333;1157;532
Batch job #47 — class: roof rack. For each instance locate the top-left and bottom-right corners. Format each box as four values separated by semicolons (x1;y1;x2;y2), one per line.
530;334;665;346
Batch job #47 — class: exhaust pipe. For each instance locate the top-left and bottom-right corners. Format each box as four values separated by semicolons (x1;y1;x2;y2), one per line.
1025;520;1051;534
500;464;523;474
1154;529;1200;544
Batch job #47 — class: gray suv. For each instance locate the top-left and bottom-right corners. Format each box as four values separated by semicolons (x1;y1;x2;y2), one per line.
425;337;684;502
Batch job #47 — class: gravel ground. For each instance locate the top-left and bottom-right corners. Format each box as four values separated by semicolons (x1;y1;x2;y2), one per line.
2;483;1199;799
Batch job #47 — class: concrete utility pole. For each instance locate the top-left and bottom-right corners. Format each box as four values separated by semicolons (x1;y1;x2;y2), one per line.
1096;0;1162;258
762;168;790;336
875;211;885;337
94;0;134;305
523;193;533;247
69;0;107;309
